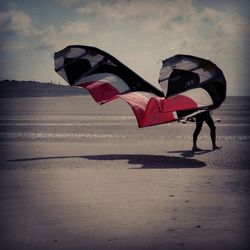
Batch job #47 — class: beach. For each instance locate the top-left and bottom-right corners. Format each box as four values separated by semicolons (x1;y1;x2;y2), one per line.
0;90;250;249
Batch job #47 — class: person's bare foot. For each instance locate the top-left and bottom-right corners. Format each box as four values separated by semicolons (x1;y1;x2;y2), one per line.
213;145;222;150
192;146;203;152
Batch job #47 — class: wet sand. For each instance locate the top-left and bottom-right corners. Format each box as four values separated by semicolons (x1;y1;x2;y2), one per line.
0;95;250;249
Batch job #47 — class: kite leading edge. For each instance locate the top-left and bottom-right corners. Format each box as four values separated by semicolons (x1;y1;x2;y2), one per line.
54;45;226;127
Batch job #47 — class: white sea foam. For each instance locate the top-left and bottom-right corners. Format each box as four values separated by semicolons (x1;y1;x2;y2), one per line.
0;116;135;121
0;132;249;141
0;122;132;126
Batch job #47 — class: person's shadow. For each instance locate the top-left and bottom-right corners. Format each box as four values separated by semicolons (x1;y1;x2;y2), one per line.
167;149;212;158
83;154;206;169
10;154;206;169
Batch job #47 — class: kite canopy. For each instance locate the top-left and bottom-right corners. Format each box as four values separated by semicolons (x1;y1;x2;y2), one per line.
159;54;226;107
54;45;226;127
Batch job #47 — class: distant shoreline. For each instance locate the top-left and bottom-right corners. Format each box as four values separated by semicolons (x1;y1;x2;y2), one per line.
0;80;87;98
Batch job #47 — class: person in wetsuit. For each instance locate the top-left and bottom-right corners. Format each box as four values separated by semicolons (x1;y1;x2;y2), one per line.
192;111;221;151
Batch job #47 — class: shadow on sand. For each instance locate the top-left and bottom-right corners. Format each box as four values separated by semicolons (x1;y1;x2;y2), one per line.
11;154;206;169
83;154;206;169
167;149;212;158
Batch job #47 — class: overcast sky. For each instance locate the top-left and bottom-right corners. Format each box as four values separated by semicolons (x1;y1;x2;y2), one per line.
0;0;249;96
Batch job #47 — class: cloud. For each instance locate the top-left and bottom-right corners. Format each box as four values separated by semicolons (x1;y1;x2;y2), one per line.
34;25;58;50
0;9;42;52
0;9;33;36
74;0;248;52
62;20;90;35
0;7;90;52
56;0;82;7
76;0;196;21
76;0;165;20
35;20;90;51
3;0;246;57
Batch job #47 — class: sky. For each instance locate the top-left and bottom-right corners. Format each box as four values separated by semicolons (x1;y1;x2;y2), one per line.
0;0;249;96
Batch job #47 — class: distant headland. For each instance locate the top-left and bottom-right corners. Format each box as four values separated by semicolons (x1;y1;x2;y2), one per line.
0;80;87;98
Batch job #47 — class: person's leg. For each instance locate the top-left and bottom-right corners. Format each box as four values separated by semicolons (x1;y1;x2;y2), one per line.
204;114;221;150
193;117;204;151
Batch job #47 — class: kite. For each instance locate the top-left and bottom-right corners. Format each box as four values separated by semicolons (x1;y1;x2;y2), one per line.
54;45;226;127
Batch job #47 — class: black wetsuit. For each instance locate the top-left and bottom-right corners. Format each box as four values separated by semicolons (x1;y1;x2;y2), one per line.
193;111;216;146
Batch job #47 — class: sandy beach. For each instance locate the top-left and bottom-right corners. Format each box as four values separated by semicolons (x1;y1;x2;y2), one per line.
0;91;250;249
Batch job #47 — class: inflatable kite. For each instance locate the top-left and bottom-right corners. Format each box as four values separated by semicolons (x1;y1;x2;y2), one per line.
54;45;226;127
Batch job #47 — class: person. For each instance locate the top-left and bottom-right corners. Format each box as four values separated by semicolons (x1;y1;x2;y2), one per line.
192;110;221;151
